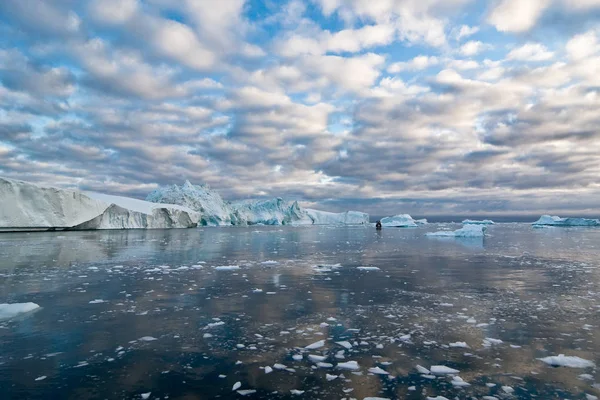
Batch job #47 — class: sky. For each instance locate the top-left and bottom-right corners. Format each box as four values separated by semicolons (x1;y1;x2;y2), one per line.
1;0;600;216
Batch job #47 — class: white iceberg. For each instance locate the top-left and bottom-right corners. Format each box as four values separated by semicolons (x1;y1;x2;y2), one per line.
427;224;486;238
0;302;40;320
532;215;600;227
380;214;418;227
538;354;595;368
462;219;495;225
0;177;199;231
305;209;369;225
146;181;369;226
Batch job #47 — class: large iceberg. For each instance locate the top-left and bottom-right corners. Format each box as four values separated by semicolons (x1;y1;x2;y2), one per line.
462;219;494;225
145;181;237;226
305;209;369;225
532;215;600;227
427;224;486;238
0;177;200;231
146;181;369;226
380;214;418;227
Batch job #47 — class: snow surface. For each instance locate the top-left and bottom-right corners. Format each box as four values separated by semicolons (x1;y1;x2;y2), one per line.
462;219;495;225
0;302;40;320
538;354;595;368
427;224;486;238
532;215;600;227
0;177;200;230
380;214;418;227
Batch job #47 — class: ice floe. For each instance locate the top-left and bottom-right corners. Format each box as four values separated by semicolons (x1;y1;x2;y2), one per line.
427;224;486;238
538;354;595;368
0;302;40;320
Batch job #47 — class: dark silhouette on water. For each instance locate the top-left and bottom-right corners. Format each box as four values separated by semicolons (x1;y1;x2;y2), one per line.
375;220;382;230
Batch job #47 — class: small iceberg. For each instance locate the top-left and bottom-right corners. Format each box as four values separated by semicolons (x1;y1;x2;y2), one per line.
0;302;40;320
427;224;486;238
462;219;494;225
380;214;418;227
532;215;600;227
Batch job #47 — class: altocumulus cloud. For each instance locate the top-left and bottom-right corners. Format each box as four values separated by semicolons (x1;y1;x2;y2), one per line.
0;0;600;216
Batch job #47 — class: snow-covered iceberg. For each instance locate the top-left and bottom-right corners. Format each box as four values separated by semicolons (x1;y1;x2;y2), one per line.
427;224;486;238
532;215;600;227
462;219;494;225
380;214;418;227
0;177;200;231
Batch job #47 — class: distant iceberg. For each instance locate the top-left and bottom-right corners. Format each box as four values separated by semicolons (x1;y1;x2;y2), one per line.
0;177;199;231
427;224;486;238
532;215;600;227
0;302;40;320
462;219;494;225
380;214;418;227
147;181;369;226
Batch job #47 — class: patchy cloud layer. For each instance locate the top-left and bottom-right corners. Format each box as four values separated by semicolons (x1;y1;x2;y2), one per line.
1;0;600;216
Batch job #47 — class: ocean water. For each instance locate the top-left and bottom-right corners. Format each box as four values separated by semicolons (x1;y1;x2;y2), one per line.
1;224;600;399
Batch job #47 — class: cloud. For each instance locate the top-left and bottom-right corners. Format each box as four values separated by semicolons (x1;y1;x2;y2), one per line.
459;40;491;56
453;25;480;41
507;43;554;61
566;30;600;60
488;0;551;33
388;55;440;73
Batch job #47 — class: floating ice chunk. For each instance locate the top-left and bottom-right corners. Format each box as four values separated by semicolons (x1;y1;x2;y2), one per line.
380;214;418;227
532;215;600;227
416;365;430;374
139;336;157;342
502;386;514;394
261;260;278;265
427;224;486;238
462;219;494;225
141;393;151;399
0;302;40;320
337;361;359;370
89;299;106;304
206;321;225;328
273;363;287;370
232;382;242;391
427;397;450;400
368;367;389;375
449;342;469;348
586;395;598;400
203;333;213;338
308;355;327;363
357;267;380;271
317;362;333;368
451;376;470;387
292;354;303;361
364;398;391;400
305;340;325;350
326;374;338;381
430;365;460;375
538;354;595;368
483;338;503;347
237;390;256;396
35;376;47;381
579;373;594;380
214;265;240;271
264;366;273;374
290;389;304;395
482;397;499;400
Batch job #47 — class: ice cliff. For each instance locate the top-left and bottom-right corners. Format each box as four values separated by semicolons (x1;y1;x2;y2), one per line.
532;215;600;227
0;177;200;230
146;181;369;226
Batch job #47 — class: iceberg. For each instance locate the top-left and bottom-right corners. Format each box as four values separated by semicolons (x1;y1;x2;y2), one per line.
305;209;369;225
462;219;494;225
532;215;600;227
380;214;418;227
0;177;200;231
146;180;237;226
427;224;486;238
146;181;369;226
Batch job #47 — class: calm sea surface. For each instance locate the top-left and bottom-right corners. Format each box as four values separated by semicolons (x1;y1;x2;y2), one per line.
1;224;600;399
